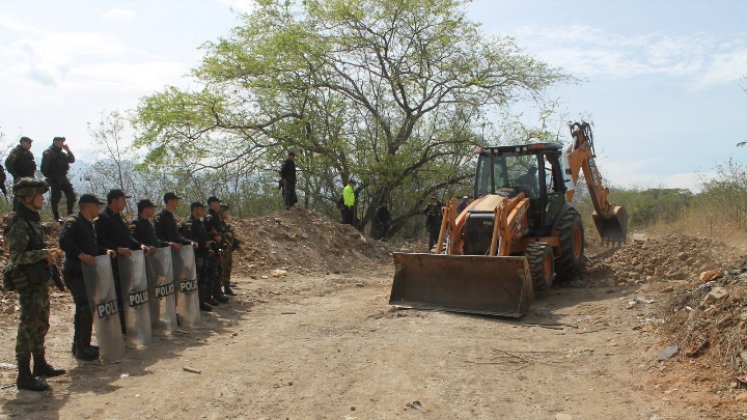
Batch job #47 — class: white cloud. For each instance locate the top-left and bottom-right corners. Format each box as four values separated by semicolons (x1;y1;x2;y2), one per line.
0;11;184;91
598;158;717;193
514;25;747;89
102;8;137;21
216;0;256;14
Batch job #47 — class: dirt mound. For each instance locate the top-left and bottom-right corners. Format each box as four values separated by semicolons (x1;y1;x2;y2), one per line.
583;235;744;287
221;207;390;278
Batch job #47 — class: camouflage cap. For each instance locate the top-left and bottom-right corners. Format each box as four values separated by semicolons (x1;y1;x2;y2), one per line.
13;177;49;197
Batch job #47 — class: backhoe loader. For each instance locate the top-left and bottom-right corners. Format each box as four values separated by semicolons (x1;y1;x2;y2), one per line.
388;121;628;317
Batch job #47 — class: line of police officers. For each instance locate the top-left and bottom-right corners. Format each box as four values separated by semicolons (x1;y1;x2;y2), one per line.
4;177;239;391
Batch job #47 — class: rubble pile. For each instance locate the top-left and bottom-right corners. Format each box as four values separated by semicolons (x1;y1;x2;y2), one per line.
585;235;744;286
217;207;390;278
660;259;747;373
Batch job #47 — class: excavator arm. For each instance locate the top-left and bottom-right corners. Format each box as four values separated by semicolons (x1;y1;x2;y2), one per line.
566;122;628;244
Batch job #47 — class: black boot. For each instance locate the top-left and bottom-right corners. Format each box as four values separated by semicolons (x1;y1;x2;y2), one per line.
75;309;99;361
212;276;228;303
223;285;236;296
32;352;66;377
17;359;49;392
198;280;213;311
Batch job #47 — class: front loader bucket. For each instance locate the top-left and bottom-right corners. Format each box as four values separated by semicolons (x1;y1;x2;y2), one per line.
388;253;533;318
592;205;628;245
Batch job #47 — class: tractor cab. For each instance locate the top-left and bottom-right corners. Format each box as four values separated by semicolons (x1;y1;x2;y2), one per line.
474;143;573;234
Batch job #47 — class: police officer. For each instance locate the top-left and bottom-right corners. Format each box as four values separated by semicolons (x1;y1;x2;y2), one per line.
423;196;443;251
203;196;229;304
4;178;65;391
218;204;239;296
59;194;116;361
95;189;150;332
279;151;297;210
180;202;215;311
5;137;35;208
6;137;36;181
129;199;182;250
154;192;195;248
40;137;76;222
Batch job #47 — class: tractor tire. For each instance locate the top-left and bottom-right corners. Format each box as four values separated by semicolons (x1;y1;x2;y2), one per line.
527;242;554;291
555;208;585;281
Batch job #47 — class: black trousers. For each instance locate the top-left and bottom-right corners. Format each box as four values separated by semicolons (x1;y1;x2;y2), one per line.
341;207;354;225
282;181;297;208
48;177;76;219
428;224;440;251
62;260;94;351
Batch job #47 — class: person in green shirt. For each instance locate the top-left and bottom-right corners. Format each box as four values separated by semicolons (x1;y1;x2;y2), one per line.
341;180;356;225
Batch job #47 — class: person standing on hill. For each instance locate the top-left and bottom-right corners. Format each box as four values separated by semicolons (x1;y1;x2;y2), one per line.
6;137;36;180
373;200;391;241
40;137;76;222
423;196;443;251
280;151;297;210
4;178;65;391
341;180;356;226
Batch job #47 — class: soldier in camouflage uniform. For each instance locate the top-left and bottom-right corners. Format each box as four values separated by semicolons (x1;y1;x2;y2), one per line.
3;178;65;391
218;204;239;296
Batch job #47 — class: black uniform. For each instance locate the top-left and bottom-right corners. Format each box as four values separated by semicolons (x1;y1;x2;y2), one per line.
373;205;391;240
129;216;168;248
5;145;36;179
203;209;223;299
40;145;75;219
180;214;211;305
154;209;192;245
59;213;109;359
94;206;142;331
423;201;443;251
279;158;297;209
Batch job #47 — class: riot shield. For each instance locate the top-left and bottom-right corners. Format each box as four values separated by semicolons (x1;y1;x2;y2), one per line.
145;247;177;334
118;250;153;347
82;255;126;363
171;246;200;327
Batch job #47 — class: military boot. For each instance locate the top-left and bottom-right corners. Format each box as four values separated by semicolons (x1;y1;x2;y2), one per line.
75;310;99;361
212;277;229;303
32;352;66;377
17;359;49;392
223;285;236;296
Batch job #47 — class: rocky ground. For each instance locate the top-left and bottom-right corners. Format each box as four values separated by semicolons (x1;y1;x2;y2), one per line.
0;209;746;419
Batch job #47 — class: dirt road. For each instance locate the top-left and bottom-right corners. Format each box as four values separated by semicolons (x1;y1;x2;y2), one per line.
0;269;703;420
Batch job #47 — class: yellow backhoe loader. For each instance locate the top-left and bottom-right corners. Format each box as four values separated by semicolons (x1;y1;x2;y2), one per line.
388;121;627;317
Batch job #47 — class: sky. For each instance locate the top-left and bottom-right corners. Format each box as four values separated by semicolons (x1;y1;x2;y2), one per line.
0;0;745;191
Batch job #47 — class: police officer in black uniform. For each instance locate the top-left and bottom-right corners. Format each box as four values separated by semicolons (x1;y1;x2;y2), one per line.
94;189;149;332
203;196;229;304
5;137;36;207
180;202;216;312
129;199;181;250
6;137;36;181
423;196;443;252
40;137;76;222
154;192;194;247
59;194;116;361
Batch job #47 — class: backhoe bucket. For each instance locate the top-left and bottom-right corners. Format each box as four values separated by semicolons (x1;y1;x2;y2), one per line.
388;253;534;318
592;205;628;245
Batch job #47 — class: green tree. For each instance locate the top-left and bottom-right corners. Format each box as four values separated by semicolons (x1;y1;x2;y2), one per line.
134;0;571;234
